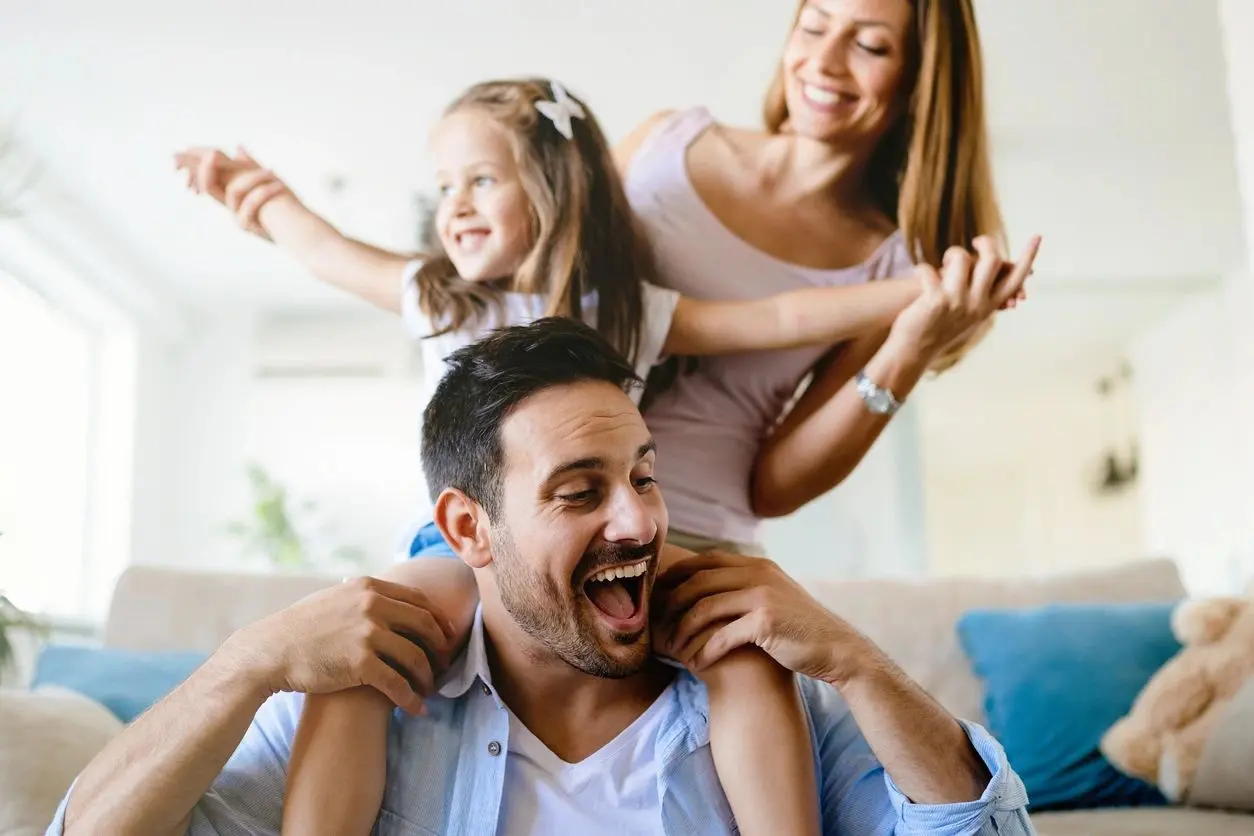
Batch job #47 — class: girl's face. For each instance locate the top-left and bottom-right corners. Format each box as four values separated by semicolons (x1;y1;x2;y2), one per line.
781;0;912;148
430;110;534;283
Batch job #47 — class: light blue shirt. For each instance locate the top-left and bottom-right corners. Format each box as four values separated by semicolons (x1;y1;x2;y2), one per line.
49;613;1033;835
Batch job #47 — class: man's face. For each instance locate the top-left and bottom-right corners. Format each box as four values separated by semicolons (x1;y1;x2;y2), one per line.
487;380;667;678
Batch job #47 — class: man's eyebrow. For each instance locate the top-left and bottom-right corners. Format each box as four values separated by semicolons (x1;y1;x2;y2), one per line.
544;440;657;482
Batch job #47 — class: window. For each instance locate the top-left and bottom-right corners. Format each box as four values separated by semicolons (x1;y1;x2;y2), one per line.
0;272;95;617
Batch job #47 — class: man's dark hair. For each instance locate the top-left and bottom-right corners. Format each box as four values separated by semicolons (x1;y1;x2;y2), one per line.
421;317;642;518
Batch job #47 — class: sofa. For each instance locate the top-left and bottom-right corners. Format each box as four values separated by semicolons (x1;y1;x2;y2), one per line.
8;558;1254;834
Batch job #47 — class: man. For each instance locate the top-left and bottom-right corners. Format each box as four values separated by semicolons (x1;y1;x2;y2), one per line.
49;318;1033;835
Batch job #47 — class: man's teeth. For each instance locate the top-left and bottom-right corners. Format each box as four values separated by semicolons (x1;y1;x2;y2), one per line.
588;561;648;584
804;84;842;106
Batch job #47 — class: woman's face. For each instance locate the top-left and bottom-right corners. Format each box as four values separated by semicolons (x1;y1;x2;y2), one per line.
780;0;913;147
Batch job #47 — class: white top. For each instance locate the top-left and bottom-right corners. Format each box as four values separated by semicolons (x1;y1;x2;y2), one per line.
496;687;672;836
397;261;680;543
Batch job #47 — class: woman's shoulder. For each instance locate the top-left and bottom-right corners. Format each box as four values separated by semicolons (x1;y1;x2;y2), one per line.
615;106;736;175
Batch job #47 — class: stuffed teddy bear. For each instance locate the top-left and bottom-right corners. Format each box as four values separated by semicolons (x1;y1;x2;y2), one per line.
1100;582;1254;803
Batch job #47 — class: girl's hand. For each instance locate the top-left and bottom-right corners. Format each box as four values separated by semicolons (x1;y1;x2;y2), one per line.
890;234;1040;362
173;147;292;240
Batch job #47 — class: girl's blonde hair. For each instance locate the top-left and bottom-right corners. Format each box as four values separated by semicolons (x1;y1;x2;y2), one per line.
763;0;1004;371
416;78;651;365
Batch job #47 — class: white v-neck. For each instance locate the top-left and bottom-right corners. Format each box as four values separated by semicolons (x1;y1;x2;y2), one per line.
496;684;674;834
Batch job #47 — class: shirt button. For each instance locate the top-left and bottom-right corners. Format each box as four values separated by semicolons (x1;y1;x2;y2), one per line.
482;683;492;696
487;741;502;756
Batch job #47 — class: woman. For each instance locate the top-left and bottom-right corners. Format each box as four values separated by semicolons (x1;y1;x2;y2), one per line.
613;0;1025;553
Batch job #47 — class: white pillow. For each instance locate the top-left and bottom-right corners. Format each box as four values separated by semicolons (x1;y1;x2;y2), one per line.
0;686;123;835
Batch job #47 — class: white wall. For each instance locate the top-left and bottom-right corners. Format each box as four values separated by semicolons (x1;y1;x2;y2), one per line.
1220;0;1254;258
129;308;930;581
127;311;422;573
763;402;928;580
919;382;1144;580
1121;1;1254;597
1130;280;1254;595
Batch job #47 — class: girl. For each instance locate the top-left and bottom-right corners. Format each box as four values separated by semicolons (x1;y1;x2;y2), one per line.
177;78;1030;836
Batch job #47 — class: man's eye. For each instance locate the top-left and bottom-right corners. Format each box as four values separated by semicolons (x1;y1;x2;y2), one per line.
559;490;597;504
635;476;657;490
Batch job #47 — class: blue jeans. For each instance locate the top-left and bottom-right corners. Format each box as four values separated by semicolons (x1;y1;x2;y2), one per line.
408;521;456;559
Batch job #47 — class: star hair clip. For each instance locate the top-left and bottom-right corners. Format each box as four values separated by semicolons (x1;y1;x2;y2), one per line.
535;81;586;140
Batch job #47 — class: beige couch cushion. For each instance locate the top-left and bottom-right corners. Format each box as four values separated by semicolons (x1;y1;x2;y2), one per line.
1189;677;1254;811
0;687;123;836
104;565;338;652
806;558;1186;722
1032;807;1254;835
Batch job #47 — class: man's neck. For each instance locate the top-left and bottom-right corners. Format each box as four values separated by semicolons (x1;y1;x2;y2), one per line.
481;605;674;763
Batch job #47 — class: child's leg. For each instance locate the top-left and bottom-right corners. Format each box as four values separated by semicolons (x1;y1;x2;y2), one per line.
702;649;821;836
656;543;820;836
284;688;393;836
282;538;480;835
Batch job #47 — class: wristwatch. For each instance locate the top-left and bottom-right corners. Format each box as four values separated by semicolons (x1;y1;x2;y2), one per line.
855;370;901;416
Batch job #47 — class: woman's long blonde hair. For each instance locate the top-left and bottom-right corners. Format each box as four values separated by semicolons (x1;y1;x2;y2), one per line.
415;78;651;365
763;0;1004;371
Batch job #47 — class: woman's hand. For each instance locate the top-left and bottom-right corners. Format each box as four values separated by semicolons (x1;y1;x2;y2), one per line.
890;234;1041;364
656;551;876;685
173;147;293;240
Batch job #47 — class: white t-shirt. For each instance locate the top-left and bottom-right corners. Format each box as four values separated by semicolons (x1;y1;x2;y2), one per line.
398;261;680;537
496;686;671;836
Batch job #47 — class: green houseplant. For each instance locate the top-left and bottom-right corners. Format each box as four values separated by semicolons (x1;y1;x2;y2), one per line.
0;591;47;678
226;464;366;572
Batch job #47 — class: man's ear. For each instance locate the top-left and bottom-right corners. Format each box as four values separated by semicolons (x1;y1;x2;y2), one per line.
433;488;493;569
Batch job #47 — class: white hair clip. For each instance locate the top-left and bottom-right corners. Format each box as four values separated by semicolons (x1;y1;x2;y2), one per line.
535;82;586;140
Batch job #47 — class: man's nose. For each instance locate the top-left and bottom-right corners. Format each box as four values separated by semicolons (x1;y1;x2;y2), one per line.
602;486;658;546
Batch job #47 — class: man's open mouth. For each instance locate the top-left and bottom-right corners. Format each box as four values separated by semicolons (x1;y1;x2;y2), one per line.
582;559;648;629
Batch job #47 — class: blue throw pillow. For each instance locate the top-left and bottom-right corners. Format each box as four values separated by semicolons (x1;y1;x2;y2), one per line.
956;602;1181;811
32;645;206;723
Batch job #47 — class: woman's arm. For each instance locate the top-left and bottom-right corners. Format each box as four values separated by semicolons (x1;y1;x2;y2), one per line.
751;236;1039;517
750;328;927;518
663;276;921;356
174;149;411;314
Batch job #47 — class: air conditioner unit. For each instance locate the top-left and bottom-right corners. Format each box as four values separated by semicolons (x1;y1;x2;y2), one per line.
250;312;417;380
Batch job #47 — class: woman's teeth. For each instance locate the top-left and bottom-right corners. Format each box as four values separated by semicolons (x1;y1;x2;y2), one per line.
803;84;843;106
587;560;648;584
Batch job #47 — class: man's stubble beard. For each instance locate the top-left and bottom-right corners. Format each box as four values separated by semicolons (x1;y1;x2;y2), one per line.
491;523;654;679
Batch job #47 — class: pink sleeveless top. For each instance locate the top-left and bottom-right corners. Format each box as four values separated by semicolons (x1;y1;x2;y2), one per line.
624;107;915;544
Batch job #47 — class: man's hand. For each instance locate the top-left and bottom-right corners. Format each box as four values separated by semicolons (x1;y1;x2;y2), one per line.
220;576;459;715
657;552;876;685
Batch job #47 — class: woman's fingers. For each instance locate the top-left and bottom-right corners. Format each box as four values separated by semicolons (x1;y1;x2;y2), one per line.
968;235;1004;306
992;235;1042;309
939;246;974;304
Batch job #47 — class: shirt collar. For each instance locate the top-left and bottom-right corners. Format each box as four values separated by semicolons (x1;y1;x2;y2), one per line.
435;605;710;748
436;606;495;700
